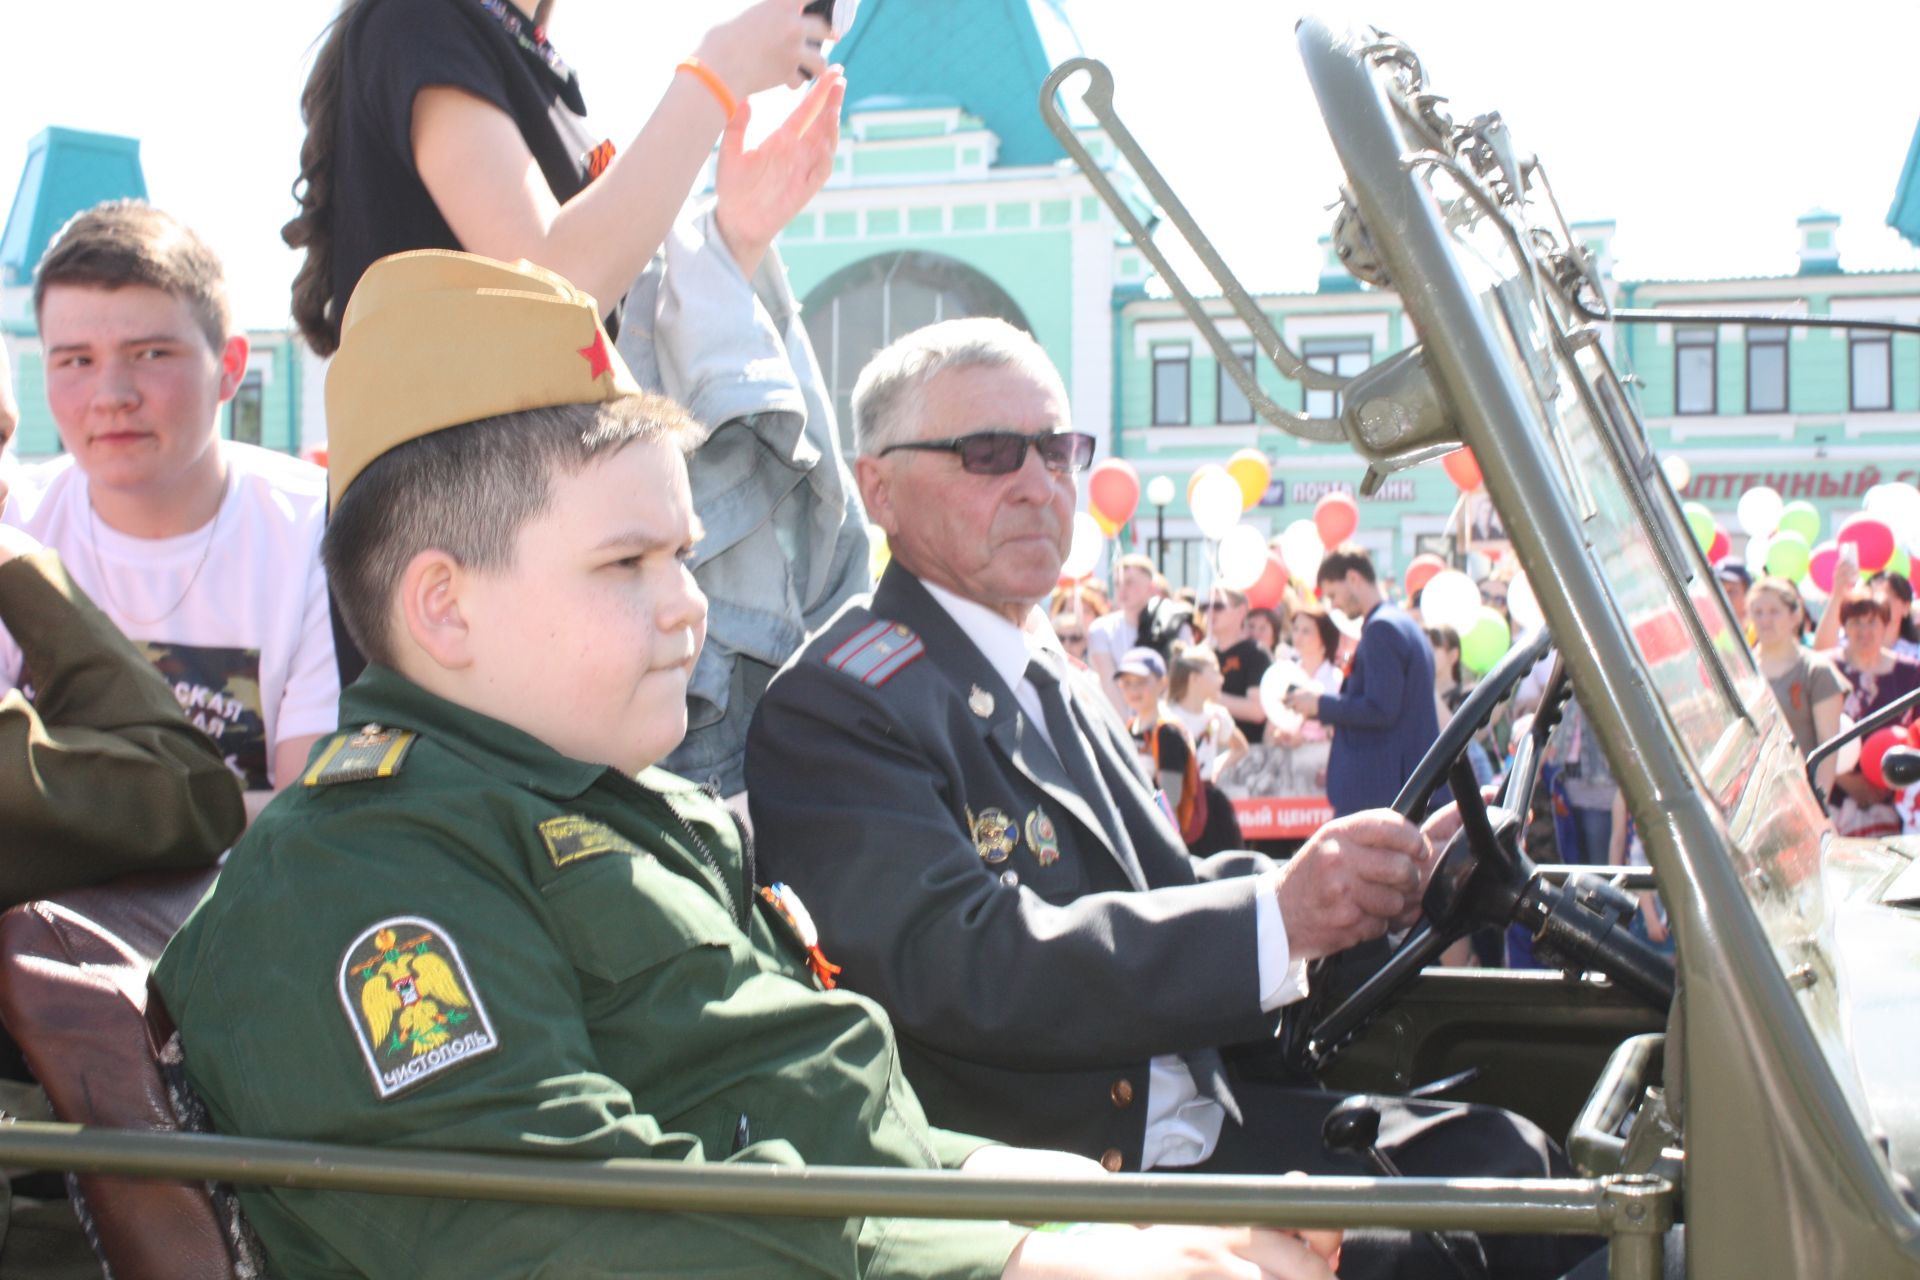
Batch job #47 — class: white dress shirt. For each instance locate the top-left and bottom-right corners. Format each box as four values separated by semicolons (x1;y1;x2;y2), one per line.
919;581;1307;1168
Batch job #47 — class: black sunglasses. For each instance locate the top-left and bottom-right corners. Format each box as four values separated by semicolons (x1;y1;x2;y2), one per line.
878;430;1095;476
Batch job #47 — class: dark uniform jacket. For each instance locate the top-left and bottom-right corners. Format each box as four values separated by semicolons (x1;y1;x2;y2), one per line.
1316;602;1438;816
156;666;1024;1279
1;548;240;906
748;566;1280;1171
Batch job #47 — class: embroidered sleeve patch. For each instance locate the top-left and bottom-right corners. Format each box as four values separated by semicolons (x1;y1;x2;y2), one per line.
825;620;924;686
537;814;645;868
303;724;417;787
339;917;498;1099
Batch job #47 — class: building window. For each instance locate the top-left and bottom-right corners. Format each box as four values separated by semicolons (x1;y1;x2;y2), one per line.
1142;536;1207;589
1673;327;1716;415
1744;326;1788;414
1216;343;1256;424
1152;345;1190;426
1850;332;1893;411
1302;337;1371;419
800;251;1031;456
229;372;263;445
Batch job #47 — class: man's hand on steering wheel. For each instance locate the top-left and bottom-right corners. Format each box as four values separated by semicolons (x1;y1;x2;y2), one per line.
1275;812;1432;963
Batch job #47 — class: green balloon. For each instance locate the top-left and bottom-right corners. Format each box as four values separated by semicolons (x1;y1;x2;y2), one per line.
1892;546;1912;580
1776;500;1820;545
1683;502;1715;554
1765;530;1811;581
1461;607;1512;675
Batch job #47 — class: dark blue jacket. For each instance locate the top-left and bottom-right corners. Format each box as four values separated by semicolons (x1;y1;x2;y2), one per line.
1315;602;1438;816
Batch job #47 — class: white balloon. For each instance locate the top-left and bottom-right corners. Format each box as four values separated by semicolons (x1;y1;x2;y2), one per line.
1061;512;1103;580
1660;454;1692;493
1421;569;1483;633
1217;523;1270;589
1190;469;1245;542
1508;570;1545;633
1745;532;1770;575
1279;520;1324;585
1834;713;1861;776
1145;474;1177;508
1864;483;1920;551
1259;659;1310;726
1736;486;1783;538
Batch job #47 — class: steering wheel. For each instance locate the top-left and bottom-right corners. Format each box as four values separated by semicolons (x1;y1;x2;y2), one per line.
1277;626;1555;1077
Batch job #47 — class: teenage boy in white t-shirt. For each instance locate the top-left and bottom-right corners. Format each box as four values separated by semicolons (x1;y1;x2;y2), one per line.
0;201;337;818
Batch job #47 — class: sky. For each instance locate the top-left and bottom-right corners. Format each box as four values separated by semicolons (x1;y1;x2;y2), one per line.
6;0;1919;329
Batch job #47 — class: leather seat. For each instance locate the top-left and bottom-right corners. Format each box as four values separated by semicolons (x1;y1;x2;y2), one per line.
0;869;247;1280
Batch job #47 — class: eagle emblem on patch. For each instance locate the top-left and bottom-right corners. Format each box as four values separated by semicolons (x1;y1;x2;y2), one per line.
339;917;497;1099
969;807;1018;864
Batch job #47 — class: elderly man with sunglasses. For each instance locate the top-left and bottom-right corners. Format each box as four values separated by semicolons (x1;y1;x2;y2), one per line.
747;319;1582;1280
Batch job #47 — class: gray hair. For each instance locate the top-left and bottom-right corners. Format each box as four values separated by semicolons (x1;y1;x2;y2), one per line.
850;317;1066;456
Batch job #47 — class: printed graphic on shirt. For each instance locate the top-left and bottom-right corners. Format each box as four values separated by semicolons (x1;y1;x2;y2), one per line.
537;814;646;868
138;642;268;790
340;918;498;1100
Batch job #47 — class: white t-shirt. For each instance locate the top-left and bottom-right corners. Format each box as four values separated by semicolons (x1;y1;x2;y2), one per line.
0;442;339;791
1086;609;1134;667
1169;699;1236;776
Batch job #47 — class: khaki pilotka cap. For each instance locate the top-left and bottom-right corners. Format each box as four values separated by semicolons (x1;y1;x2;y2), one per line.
324;250;643;506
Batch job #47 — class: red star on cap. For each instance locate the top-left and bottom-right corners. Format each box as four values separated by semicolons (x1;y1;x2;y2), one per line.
577;331;613;381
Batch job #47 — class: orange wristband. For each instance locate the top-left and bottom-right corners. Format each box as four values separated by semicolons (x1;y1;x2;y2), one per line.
676;57;739;120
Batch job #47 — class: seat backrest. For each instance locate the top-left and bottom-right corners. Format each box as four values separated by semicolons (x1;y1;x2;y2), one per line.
0;868;240;1280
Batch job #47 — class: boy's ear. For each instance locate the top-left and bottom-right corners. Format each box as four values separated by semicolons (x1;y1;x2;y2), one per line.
215;333;250;403
396;550;474;671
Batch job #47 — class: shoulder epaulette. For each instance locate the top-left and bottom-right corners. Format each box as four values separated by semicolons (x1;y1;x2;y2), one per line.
303;724;418;787
824;619;924;686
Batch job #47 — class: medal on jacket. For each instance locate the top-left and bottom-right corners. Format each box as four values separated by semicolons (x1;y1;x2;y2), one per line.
1024;808;1060;866
758;883;841;990
969;684;995;718
968;807;1017;864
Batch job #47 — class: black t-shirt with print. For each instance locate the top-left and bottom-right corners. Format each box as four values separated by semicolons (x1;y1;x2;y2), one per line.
1216;637;1271;742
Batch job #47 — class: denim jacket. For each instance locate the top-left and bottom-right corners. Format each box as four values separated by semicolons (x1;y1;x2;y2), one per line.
618;207;871;796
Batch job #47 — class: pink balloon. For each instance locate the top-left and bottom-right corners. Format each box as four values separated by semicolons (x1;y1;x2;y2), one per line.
1403;553;1447;601
1313;492;1359;547
1707;525;1730;564
1837;516;1895;573
1808;541;1840;594
1088;460;1140;530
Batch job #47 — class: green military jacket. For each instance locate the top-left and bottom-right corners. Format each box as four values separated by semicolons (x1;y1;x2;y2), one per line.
0;548;241;905
155;666;1027;1279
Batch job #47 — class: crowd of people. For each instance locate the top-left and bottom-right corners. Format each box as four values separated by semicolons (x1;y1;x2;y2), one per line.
0;0;1907;1275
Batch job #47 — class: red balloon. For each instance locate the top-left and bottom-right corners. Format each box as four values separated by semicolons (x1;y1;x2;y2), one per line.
1087;459;1141;529
1837;515;1896;574
1313;491;1359;547
1442;447;1482;492
1861;724;1913;791
1403;553;1447;600
1246;551;1289;609
1707;525;1730;564
1808;541;1841;594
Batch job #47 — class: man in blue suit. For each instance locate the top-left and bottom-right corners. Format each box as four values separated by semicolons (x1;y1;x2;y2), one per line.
1286;546;1439;816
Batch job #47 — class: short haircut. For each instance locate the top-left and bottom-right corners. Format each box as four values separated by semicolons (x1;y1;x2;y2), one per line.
34;201;232;351
1748;576;1803;616
851;317;1065;456
1116;553;1156;580
1837;588;1890;627
322;393;699;668
1317;542;1377;586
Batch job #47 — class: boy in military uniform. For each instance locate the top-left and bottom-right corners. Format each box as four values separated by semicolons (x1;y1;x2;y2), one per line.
155;252;1337;1280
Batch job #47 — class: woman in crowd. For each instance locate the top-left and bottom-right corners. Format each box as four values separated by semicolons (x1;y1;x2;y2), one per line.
1749;577;1848;791
1829;588;1920;836
1872;572;1920;660
1049;586;1108;669
1166;647;1248;786
1427;625;1468;727
1115;648;1243;856
1289;604;1345;699
1245;606;1285;659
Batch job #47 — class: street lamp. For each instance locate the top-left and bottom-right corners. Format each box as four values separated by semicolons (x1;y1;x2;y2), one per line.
1146;475;1176;573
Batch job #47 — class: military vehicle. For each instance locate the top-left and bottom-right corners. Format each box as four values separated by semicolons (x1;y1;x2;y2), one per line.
0;16;1916;1280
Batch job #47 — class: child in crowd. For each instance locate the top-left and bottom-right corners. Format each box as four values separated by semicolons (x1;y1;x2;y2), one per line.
1167;646;1249;785
0;202;337;818
1116;647;1245;856
155;252;1336;1280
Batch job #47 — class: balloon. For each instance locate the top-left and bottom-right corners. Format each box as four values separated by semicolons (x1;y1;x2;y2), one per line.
1278;520;1324;586
1776;500;1820;545
1744;533;1770;577
1090;508;1122;538
1660;454;1692;493
1837;516;1896;573
867;525;891;579
1313;491;1359;547
1217;523;1270;589
1421;569;1483;632
1187;463;1228;505
1190;469;1246;542
1736;486;1782;538
1834;713;1861;776
1460;606;1513;674
1861;724;1912;791
1765;530;1811;581
1808;541;1841;594
1246;552;1289;609
1442;447;1482;492
1707;524;1730;564
1061;513;1103;580
1403;553;1448;601
1258;659;1311;726
1226;449;1272;511
1682;502;1715;554
1508;571;1544;633
1864;483;1920;550
1145;474;1177;509
1087;459;1140;531
1891;546;1912;581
